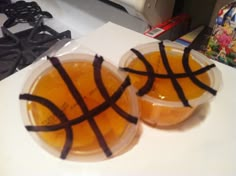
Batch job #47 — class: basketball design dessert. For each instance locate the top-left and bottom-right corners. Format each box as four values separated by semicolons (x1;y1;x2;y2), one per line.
119;41;221;126
20;54;139;161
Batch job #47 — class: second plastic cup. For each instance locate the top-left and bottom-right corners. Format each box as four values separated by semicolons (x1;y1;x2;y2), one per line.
119;41;221;127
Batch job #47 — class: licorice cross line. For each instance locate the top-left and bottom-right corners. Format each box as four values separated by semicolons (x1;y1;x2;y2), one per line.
19;55;138;159
159;42;190;106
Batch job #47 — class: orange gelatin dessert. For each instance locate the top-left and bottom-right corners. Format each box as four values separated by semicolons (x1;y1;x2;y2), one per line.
119;42;221;127
20;54;139;161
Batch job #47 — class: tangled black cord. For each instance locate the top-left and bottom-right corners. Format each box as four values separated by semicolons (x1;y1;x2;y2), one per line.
3;1;52;28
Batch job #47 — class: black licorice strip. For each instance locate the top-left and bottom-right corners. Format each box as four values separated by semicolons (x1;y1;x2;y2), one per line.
93;55;138;124
182;47;217;95
19;93;73;159
48;56;88;112
48;56;112;158
159;42;190;107
87;116;112;157
120;64;216;78
88;117;112;157
130;48;155;96
20;94;67;132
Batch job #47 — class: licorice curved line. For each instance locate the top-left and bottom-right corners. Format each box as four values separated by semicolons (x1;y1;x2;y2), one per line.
19;94;73;159
159;42;190;107
130;48;155;96
48;56;88;112
93;55;138;124
120;63;215;78
182;47;217;95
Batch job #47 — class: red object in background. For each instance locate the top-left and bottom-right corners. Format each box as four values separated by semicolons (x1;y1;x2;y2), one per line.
144;13;191;41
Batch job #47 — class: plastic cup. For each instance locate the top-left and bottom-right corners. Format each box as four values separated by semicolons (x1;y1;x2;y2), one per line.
20;53;139;161
119;41;222;127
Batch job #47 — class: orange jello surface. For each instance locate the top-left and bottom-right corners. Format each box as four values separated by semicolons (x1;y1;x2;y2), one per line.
127;49;210;101
26;60;133;153
125;48;211;126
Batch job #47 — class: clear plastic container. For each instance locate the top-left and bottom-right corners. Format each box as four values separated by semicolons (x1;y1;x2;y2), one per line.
119;41;222;127
20;53;140;161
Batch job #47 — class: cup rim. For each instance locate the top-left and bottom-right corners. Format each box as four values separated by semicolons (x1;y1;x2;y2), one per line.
20;53;140;162
119;41;222;107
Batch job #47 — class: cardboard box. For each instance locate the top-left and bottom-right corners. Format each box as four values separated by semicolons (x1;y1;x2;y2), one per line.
144;13;191;41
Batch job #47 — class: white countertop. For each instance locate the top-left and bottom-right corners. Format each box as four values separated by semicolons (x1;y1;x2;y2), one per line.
1;22;236;176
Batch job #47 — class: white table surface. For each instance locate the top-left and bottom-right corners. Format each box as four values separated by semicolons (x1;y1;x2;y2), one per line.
0;22;236;176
